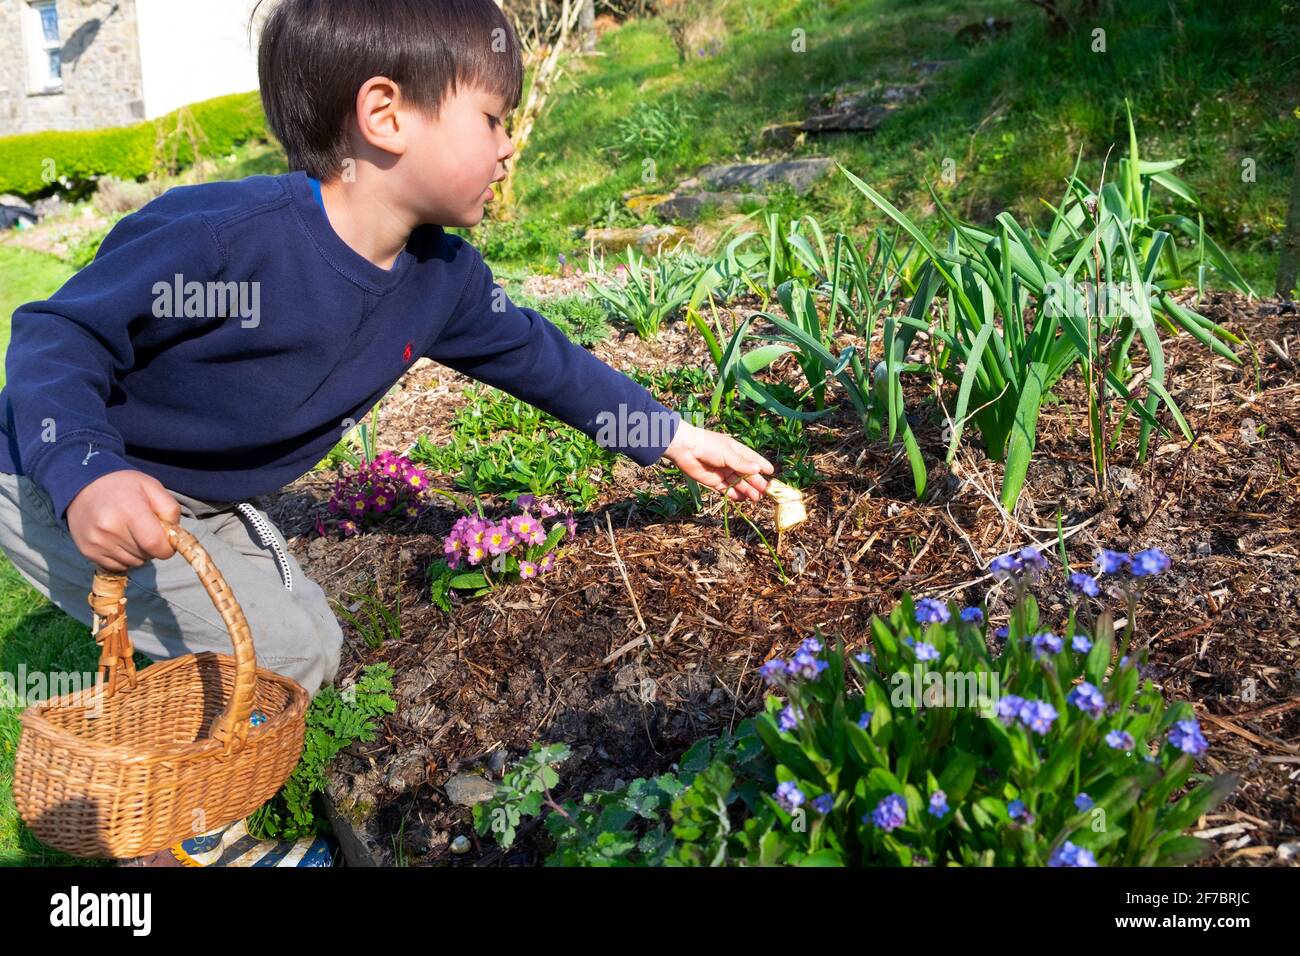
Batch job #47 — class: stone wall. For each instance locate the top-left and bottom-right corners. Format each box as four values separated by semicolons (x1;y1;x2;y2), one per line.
0;0;145;136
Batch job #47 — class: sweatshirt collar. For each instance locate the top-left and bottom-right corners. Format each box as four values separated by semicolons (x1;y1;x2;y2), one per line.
286;169;416;293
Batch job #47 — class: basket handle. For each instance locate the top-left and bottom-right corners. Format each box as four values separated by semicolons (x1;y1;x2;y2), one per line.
88;518;259;756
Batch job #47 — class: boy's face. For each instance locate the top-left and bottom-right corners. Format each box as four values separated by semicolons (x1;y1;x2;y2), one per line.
403;82;515;228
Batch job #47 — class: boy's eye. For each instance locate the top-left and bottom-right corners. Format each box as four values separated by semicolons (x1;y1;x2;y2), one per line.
487;114;500;128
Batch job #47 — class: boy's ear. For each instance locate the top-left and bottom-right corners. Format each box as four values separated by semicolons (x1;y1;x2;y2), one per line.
354;76;407;157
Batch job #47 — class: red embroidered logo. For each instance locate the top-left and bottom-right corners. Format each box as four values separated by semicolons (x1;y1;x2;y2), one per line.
402;341;413;362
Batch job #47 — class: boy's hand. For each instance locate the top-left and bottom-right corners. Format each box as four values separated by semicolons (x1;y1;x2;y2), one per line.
662;420;774;502
65;471;183;573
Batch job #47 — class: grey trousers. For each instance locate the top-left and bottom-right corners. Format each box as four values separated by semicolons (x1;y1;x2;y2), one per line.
0;471;342;697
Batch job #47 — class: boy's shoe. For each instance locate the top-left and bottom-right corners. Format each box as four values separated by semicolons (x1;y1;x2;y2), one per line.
117;819;339;867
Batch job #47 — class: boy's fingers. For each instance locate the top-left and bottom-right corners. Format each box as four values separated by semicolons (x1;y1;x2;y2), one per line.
128;512;176;562
95;542;138;572
144;482;182;524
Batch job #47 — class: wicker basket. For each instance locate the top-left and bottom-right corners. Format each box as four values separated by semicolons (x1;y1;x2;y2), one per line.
12;518;310;859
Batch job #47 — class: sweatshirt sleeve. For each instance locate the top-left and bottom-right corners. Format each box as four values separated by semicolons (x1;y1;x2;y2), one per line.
4;210;225;523
426;245;680;466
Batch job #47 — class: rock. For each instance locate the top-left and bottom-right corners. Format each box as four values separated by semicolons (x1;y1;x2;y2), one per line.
382;745;432;795
450;834;472;855
486;749;509;776
1196;541;1212;556
322;772;386;867
444;772;499;807
1239;418;1259;444
757;122;806;148
582;224;690;255
697;158;836;195
653;190;765;222
701;536;747;573
624;192;674;216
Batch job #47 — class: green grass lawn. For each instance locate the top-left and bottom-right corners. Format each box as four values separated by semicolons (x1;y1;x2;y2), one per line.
469;0;1293;294
0;246;74;391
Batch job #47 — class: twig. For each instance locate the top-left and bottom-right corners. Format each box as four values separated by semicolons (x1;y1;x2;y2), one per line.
605;511;646;633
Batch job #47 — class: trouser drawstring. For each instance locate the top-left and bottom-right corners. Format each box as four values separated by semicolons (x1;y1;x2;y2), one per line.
234;502;293;591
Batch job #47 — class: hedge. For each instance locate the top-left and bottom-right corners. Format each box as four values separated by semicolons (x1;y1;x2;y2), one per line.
0;90;270;198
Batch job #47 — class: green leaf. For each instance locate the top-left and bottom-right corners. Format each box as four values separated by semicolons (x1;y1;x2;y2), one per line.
999;362;1048;509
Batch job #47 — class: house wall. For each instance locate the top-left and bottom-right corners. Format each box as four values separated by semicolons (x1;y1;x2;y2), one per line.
135;0;263;120
0;0;145;135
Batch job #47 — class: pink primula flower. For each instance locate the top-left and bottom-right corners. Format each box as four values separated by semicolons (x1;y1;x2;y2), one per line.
486;523;516;555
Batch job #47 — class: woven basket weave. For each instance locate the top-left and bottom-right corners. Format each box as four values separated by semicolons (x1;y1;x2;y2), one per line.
12;518;310;859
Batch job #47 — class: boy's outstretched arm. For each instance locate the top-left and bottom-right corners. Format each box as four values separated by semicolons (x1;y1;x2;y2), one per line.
426;243;772;500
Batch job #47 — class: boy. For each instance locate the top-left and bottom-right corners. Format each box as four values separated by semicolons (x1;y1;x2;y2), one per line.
0;0;773;704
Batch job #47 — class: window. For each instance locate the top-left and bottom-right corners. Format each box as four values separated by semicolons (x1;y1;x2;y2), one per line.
25;1;63;93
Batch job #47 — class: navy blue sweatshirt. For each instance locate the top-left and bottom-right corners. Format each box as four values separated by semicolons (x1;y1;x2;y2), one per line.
0;170;680;526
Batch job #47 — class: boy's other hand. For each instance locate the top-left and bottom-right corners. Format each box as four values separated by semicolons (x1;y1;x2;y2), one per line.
66;471;183;573
662;421;774;502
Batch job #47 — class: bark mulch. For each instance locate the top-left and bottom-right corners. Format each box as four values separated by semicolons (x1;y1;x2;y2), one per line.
259;289;1300;867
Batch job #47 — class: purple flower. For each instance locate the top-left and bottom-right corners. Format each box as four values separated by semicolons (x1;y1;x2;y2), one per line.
1071;634;1093;654
1106;729;1136;751
854;650;874;667
1130;547;1171;577
1048;840;1098;867
1031;631;1063;658
928;790;949;818
775;781;804;813
960;606;984;624
538;551;556;573
443;534;464;559
995;694;1026;726
915;641;939;662
993;625;1009;641
518;560;539;579
778;705;803;732
759;658;789;685
1019;547;1048;574
1168;718;1208;756
1074;792;1094;811
799;636;823;654
1095;549;1131;575
1069;572;1100;597
514;493;537;511
1067;681;1106;718
1008;799;1028;820
508;513;545;544
915;598;951;625
989;553;1022;581
1021;699;1058;734
789;649;827;680
485;523;517;555
562;513;578;538
871;793;907;832
811;793;834;815
857;711;873;730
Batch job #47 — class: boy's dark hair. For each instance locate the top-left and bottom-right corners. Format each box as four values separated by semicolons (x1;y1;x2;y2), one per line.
252;0;523;181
